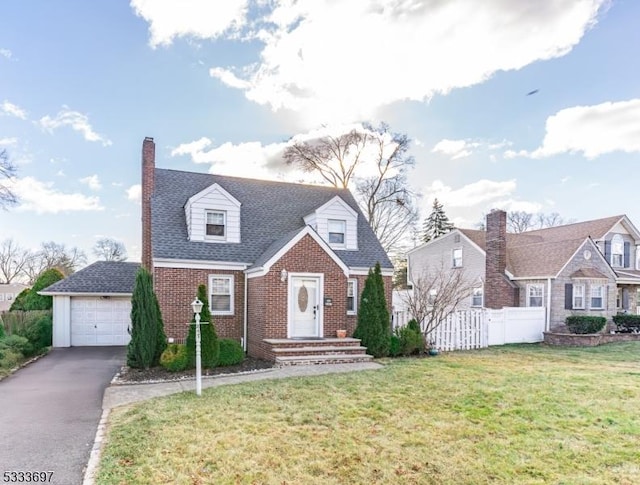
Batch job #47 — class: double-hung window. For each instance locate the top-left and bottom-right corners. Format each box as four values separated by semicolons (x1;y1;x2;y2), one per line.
206;210;226;238
591;284;605;309
527;284;544;307
471;287;483;307
611;235;624;268
572;284;585;309
328;219;346;245
452;248;463;268
347;279;357;314
209;275;234;315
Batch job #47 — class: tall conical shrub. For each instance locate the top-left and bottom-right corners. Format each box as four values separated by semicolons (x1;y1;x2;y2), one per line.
186;284;220;368
127;268;167;369
353;262;390;357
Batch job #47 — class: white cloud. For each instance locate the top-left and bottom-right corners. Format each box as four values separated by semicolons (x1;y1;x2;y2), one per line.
425;179;517;208
489;199;542;213
201;0;607;123
512;98;640;159
1;100;27;119
130;0;248;48
56;170;65;177
39;107;112;146
431;139;479;160
127;184;141;202
0;137;17;146
79;174;102;191
0;49;11;59
2;177;103;214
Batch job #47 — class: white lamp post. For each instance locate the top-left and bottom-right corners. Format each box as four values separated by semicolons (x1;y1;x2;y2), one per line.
191;297;204;396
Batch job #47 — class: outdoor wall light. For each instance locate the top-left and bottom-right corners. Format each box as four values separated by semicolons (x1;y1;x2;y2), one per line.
281;269;288;282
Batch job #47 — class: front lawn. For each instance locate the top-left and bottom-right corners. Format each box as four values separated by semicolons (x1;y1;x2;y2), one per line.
97;343;640;484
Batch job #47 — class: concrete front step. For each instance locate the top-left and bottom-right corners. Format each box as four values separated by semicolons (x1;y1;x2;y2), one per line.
271;345;367;355
263;337;362;348
275;353;374;367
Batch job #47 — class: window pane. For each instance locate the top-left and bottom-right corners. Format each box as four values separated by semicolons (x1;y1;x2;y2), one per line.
328;220;345;244
329;232;345;244
347;281;355;297
207;212;224;224
212;278;230;294
211;295;231;312
347;296;354;312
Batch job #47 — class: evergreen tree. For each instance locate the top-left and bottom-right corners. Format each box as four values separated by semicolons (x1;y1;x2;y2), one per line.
127;268;167;369
186;284;220;368
12;268;64;311
353;262;390;357
421;198;454;243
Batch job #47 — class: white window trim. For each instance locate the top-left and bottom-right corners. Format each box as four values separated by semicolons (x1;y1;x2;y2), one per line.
452;248;463;268
471;286;483;307
572;284;585;310
611;234;624;268
205;210;227;241
527;284;544;307
208;274;234;315
347;279;357;315
590;284;605;310
328;219;346;248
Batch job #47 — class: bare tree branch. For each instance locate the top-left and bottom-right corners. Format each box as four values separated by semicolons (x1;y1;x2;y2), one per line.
0;149;18;209
23;241;87;283
0;239;30;283
93;237;127;262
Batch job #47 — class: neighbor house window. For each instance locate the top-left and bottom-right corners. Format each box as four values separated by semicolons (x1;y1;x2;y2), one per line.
0;294;4;302
590;284;605;309
452;248;463;268
527;284;544;307
471;287;483;307
328;219;346;245
206;210;226;238
209;275;234;315
611;235;624;267
347;279;357;314
572;284;585;309
428;289;437;306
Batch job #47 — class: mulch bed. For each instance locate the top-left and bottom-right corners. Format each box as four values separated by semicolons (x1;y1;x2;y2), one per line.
113;357;274;385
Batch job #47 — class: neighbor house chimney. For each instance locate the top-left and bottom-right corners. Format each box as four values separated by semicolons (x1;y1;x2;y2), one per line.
141;137;155;272
484;209;518;308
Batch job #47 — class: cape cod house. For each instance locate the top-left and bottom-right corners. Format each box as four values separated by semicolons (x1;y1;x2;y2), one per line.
408;210;640;330
141;137;393;364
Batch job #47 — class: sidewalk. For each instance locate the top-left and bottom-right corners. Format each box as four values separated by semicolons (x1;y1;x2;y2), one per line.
103;361;383;410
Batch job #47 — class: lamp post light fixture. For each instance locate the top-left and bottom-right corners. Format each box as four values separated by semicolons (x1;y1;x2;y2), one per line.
191;297;204;396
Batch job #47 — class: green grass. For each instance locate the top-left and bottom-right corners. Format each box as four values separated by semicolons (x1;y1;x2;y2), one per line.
97;343;640;484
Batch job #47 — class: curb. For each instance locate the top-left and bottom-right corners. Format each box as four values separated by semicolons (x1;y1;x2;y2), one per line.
83;408;110;485
0;349;50;382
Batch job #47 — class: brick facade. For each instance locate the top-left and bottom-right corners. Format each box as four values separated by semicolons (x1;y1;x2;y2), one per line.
485;210;519;308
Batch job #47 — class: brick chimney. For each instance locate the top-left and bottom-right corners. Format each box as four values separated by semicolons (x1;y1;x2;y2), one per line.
484;209;518;308
141;137;155;272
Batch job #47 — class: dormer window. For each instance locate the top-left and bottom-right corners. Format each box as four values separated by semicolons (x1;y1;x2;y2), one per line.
611;234;624;267
328;219;346;245
206;210;226;238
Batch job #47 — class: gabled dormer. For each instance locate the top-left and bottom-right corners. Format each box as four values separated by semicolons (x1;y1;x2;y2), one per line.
184;183;241;243
304;195;358;250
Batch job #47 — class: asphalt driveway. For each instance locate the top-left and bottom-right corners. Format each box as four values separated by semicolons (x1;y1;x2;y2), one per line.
0;347;125;485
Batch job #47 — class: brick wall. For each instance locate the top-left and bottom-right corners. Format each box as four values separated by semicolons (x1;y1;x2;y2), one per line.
154;267;245;342
485;210;518;308
141;137;155;272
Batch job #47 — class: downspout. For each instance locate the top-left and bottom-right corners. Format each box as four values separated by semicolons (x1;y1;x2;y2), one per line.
546;277;552;332
243;272;248;352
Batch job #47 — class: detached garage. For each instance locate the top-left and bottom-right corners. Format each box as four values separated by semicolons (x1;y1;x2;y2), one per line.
39;261;139;347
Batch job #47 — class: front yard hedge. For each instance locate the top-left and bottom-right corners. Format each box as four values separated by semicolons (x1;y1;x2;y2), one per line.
612;314;640;333
565;315;607;334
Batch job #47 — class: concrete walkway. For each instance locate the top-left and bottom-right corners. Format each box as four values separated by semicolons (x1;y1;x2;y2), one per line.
103;361;383;410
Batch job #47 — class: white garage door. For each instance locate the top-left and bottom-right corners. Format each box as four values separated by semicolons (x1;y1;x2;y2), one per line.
70;297;132;346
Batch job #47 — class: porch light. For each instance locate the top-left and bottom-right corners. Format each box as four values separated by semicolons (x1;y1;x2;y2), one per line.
191;297;204;396
281;269;288;282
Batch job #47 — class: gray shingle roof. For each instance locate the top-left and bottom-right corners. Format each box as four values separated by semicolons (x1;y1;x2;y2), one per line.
151;169;393;269
39;261;140;294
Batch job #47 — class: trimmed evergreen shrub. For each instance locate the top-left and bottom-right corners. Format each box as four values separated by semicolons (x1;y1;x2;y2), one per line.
612;314;640;333
397;325;423;356
353;262;390;358
127;268;167;369
159;344;189;372
565;315;607;334
0;319;5;339
9;288;30;312
218;339;245;366
186;284;220;368
0;334;33;357
18;269;64;311
20;313;52;352
389;334;401;357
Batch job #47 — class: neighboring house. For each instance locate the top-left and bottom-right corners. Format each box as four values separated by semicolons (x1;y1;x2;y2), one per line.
141;137;393;363
39;261;139;346
407;210;640;330
0;283;28;312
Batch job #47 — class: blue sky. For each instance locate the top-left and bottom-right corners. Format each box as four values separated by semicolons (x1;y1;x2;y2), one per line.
1;0;639;264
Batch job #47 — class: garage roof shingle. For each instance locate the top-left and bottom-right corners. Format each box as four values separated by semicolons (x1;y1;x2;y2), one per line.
39;261;140;295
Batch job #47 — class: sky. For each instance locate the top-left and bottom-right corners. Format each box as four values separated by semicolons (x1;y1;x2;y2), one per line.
1;0;639;265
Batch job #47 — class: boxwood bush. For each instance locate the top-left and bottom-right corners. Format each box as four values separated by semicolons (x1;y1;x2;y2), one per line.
565;315;607;334
612;314;640;333
218;339;244;366
159;344;189;372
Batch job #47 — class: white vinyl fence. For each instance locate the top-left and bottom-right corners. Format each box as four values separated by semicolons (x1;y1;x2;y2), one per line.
392;290;546;351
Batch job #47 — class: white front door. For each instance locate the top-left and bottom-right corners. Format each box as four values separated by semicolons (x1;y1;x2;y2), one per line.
289;276;322;338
